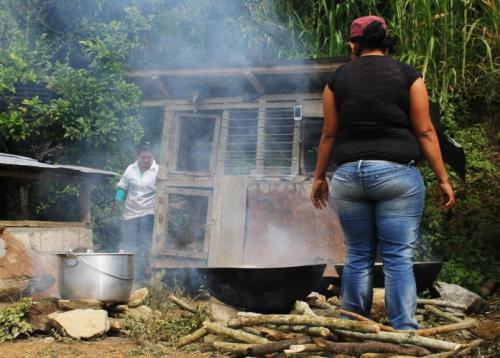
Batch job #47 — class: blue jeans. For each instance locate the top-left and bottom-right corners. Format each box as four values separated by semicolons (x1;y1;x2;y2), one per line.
331;160;424;330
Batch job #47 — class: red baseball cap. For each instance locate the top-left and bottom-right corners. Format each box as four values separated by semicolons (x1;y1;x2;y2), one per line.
349;15;387;39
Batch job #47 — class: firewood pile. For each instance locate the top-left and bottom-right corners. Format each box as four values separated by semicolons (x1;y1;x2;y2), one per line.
173;291;487;357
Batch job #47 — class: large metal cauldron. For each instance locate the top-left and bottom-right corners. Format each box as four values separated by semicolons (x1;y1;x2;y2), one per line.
197;263;327;313
57;252;134;302
334;261;443;293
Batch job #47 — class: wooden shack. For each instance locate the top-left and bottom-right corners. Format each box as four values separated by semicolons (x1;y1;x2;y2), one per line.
0;153;117;298
127;58;348;275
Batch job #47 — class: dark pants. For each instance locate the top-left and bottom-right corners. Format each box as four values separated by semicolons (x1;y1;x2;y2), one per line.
120;215;154;284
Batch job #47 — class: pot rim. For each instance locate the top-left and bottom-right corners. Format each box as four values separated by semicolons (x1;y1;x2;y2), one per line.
196;263;327;270
55;252;135;256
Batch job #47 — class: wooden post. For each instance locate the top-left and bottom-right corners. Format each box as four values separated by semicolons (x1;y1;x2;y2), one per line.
19;183;29;219
0;178;7;219
79;183;91;226
151;108;175;258
255;99;266;175
158;109;175;181
291;113;301;176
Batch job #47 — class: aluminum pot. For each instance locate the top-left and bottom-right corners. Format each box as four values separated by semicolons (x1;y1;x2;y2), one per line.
57;252;134;303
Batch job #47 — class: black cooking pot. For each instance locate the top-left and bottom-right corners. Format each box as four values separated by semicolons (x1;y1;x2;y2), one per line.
197;264;326;313
334;261;443;293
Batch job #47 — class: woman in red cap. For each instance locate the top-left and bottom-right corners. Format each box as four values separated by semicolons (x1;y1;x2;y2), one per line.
311;16;455;329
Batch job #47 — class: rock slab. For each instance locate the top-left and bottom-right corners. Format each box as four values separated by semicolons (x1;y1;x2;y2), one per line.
127;287;149;308
49;309;110;339
117;305;153;321
434;281;488;313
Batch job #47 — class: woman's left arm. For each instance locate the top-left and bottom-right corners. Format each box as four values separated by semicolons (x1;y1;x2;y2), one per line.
311;85;339;209
409;78;455;210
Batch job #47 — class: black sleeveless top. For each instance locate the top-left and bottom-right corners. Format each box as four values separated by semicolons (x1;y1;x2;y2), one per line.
327;55;422;165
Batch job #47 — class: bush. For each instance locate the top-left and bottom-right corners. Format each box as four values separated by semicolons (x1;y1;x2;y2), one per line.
0;298;33;342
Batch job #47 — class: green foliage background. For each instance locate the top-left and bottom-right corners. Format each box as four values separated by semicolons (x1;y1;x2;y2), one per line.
0;0;498;291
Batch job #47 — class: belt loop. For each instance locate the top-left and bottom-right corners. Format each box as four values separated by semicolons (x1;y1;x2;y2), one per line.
408;160;415;168
357;160;363;174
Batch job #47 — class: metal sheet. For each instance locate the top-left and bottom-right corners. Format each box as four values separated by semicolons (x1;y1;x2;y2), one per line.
244;182;345;276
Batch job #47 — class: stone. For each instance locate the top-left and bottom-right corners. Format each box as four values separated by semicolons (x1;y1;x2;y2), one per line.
27;297;59;332
58;299;103;310
48;309;110;339
127;287;149;308
434;281;488;313
117;305;153;321
108;318;126;333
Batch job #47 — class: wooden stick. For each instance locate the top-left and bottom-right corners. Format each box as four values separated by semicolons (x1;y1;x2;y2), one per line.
283;344;320;354
335;329;460;351
277;325;334;338
212;341;252;353
360;354;417;358
422;338;483;358
241;326;264;337
228;314;381;333
337;308;395;332
456;339;482;356
246;326;302;341
314;338;431;357
203;321;269;344
246;336;313;356
416;299;467;311
311;300;395;332
176;327;208;348
169;294;200;315
424;305;463;323
415;319;478;336
420;345;464;358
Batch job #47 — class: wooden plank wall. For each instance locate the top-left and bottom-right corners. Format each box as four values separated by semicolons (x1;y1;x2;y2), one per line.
208;176;247;266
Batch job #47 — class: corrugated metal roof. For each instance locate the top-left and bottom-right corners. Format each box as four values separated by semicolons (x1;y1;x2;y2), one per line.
0;153;118;178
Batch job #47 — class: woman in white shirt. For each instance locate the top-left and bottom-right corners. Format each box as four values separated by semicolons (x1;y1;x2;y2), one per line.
114;143;159;283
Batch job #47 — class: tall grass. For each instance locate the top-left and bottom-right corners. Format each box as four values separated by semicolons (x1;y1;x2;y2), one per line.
278;0;499;115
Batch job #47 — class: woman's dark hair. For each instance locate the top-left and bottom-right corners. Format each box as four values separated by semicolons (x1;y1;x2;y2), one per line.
137;142;153;155
350;21;397;56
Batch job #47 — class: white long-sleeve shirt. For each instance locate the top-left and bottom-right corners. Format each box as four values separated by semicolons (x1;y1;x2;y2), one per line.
117;160;159;220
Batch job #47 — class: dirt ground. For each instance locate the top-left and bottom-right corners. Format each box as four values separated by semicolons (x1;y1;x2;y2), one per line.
0;337;210;358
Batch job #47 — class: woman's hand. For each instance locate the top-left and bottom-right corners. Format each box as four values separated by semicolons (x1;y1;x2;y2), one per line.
112;201;121;213
311;178;330;209
439;179;455;210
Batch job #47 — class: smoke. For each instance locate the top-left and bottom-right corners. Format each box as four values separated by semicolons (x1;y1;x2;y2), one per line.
13;1;344;289
251;223;326;266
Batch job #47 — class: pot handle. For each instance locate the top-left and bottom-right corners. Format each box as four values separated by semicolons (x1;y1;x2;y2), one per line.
63;250;78;267
78;258;133;281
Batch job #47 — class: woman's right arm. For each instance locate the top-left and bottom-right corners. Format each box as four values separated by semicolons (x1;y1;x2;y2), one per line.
409;78;455;209
311;85;339;209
